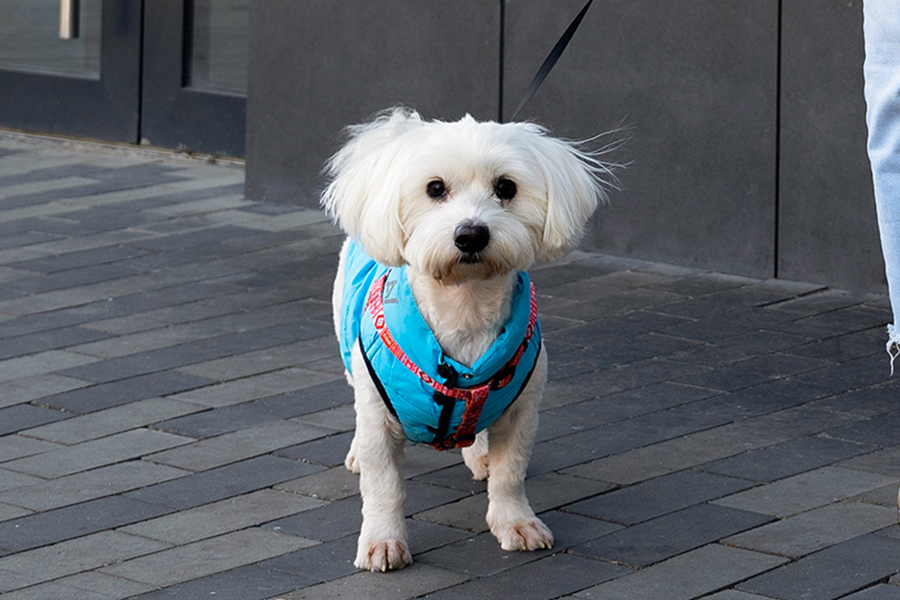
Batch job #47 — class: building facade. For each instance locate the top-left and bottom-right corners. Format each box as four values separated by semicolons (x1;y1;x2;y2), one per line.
0;0;881;292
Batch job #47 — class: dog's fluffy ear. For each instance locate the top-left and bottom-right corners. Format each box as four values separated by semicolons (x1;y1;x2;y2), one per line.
530;133;607;262
321;108;423;266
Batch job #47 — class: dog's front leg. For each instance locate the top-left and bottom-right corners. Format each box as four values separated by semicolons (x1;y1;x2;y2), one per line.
485;354;553;551
350;350;412;571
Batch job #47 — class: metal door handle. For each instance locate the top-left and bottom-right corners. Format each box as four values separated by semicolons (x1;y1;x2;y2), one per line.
59;0;80;39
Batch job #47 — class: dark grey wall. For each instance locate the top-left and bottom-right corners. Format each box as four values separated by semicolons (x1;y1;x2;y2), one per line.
245;0;500;207
777;0;881;291
245;0;883;293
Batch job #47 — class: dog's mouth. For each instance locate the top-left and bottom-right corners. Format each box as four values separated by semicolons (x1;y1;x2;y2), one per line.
458;253;485;265
432;252;509;284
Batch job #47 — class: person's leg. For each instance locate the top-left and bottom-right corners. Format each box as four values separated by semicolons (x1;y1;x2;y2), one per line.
863;0;900;369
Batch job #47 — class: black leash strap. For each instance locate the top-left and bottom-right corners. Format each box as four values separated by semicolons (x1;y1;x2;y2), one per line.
508;0;595;122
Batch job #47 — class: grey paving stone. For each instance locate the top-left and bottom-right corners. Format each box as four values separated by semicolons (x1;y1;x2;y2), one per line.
713;467;898;517
0;469;42;493
0;460;188;511
564;470;757;525
0;373;90;409
0;350;99;384
263;496;362;542
50;572;155;600
276;467;359;502
402;443;465;479
258;534;361;585
544;309;692;344
166;367;342;408
700;591;777;600
660;309;792;342
156;379;352;439
738;533;900;600
843;585;900;600
146;420;333;472
808;381;900;418
855;482;900;508
119;489;326;545
282;562;471;600
787;326;887;362
671;353;833;392
99;528;316;588
701;435;872;482
22;397;206;445
0;326;111;361
724;501;898;558
792;353;893;395
573;544;788;600
666;329;813;366
2;428;193;479
544;381;720;426
571;357;711;394
178;335;335;381
423;553;630;600
275;431;355;467
0;434;61;463
126;564;317;600
57;342;230;384
0;531;169;593
569;503;774;568
827;410;900;448
0;403;70;435
527;438;620;476
125;455;321;510
42;371;215;414
291;403;355;433
8;244;151;273
0;495;173;553
838;445;900;478
776;305;891;339
553;400;733;458
678;378;833;422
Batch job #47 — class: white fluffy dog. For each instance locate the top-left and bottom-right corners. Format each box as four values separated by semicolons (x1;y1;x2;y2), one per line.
322;108;609;572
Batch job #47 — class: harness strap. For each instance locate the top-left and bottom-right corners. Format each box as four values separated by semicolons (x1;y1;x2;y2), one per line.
365;272;538;450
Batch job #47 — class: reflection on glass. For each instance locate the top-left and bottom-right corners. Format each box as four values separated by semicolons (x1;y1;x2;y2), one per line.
187;0;248;95
0;0;101;79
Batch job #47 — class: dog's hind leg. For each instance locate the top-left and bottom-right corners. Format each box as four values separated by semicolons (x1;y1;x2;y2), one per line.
484;353;553;551
350;347;412;571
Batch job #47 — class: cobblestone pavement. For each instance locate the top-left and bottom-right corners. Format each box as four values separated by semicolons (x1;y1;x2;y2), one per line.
0;132;898;600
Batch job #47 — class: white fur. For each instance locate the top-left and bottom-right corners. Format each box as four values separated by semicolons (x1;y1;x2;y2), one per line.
324;108;609;572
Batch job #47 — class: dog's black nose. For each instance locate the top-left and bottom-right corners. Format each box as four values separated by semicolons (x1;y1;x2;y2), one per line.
454;224;490;254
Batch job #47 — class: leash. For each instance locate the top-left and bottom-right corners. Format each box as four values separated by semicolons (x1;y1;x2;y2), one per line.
508;0;595;122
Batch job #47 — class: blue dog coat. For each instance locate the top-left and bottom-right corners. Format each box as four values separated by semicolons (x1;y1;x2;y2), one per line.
338;241;541;449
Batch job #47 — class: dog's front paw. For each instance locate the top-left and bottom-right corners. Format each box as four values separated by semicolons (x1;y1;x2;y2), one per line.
491;517;553;552
355;539;412;572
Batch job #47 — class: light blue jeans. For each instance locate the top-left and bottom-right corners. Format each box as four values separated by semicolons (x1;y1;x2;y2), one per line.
863;0;900;370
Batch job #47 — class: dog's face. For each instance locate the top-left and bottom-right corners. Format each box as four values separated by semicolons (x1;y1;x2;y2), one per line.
323;109;607;283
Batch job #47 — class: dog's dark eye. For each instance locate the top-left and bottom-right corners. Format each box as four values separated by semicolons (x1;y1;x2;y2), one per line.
494;178;517;201
426;180;447;200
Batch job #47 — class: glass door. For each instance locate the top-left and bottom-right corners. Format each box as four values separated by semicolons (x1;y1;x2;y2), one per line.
0;0;142;143
0;0;247;157
141;0;247;156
